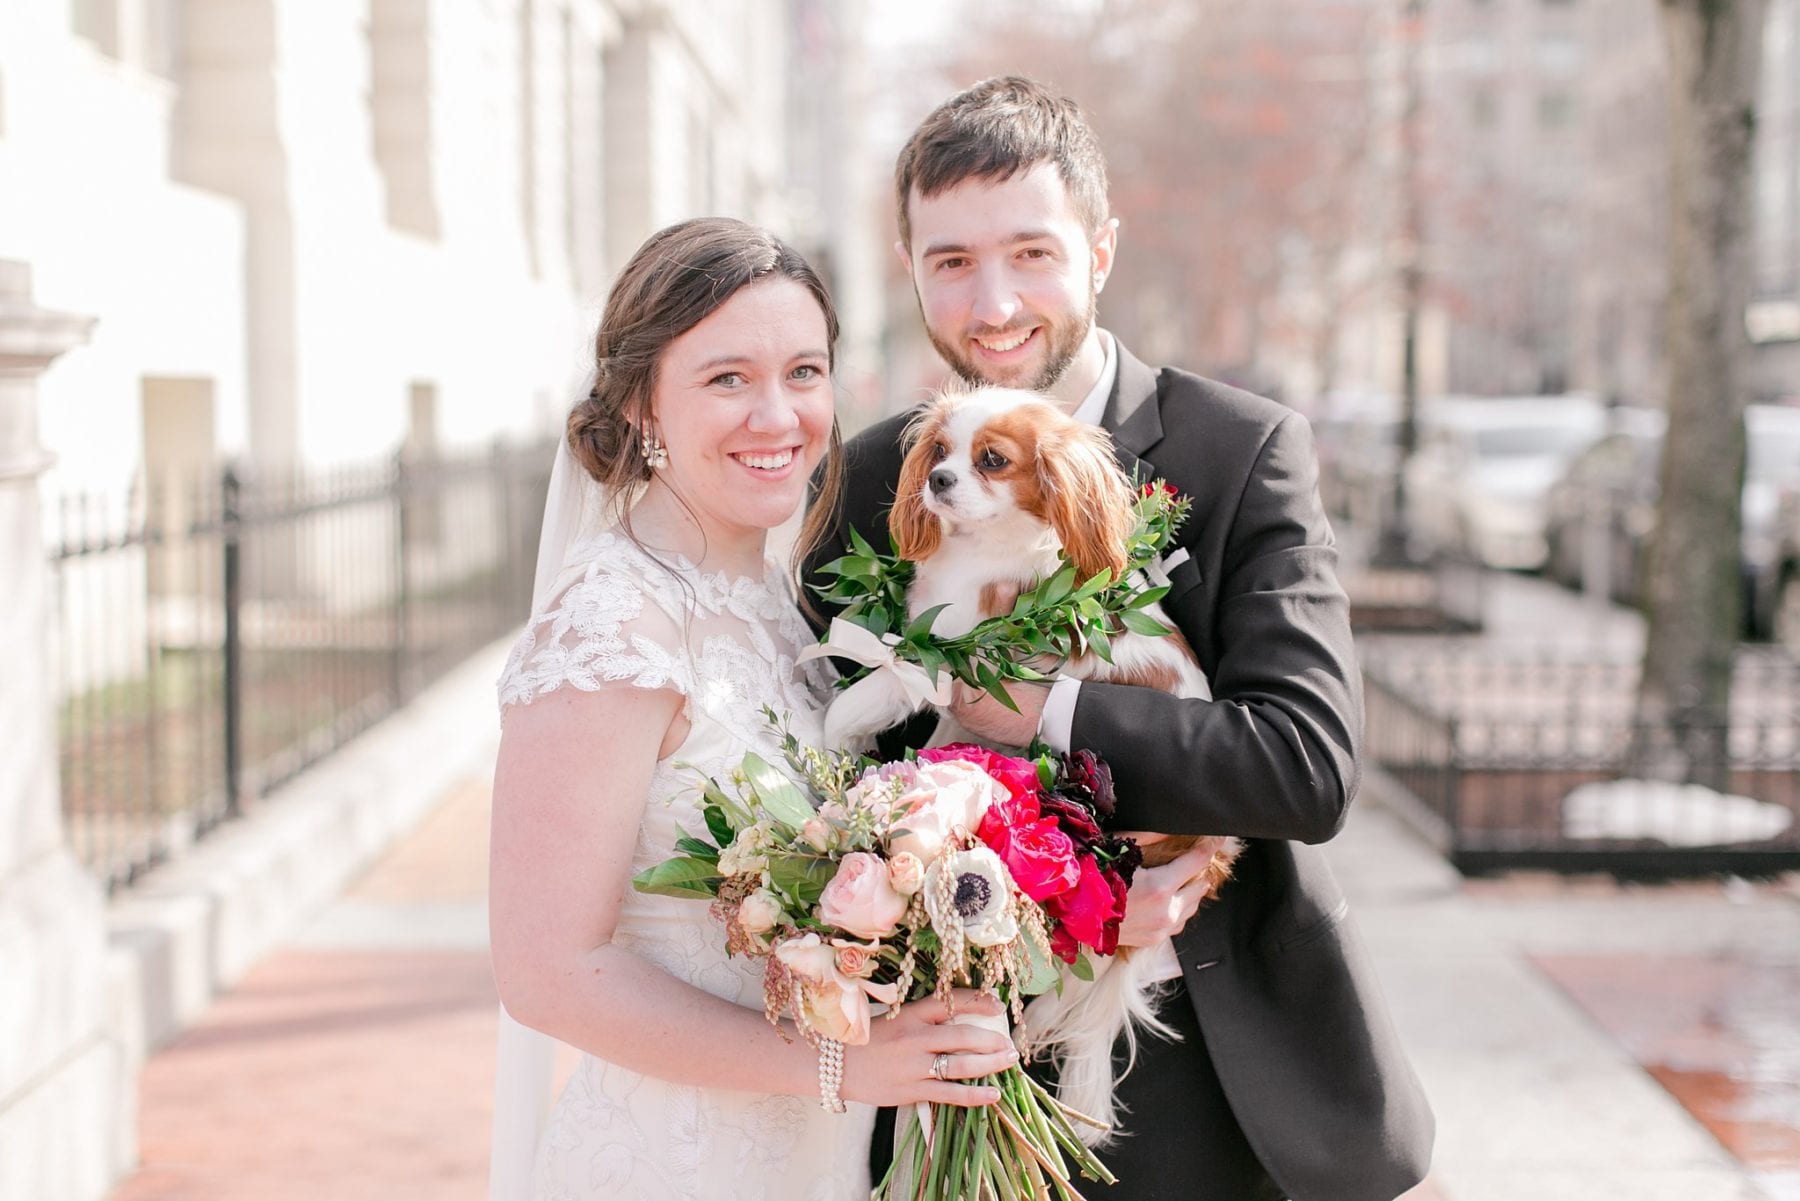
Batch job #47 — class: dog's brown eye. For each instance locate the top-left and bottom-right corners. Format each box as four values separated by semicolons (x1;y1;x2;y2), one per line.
978;449;1008;471
930;441;948;462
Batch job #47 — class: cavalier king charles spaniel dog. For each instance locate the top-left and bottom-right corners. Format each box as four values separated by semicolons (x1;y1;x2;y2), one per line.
822;385;1239;1144
821;386;1209;750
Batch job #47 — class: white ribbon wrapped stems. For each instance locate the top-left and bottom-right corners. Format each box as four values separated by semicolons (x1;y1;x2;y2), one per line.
798;617;955;708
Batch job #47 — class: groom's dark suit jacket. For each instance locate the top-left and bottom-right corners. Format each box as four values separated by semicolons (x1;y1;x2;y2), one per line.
805;343;1434;1201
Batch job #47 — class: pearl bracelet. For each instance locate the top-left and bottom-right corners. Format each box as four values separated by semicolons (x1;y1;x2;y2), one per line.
816;1037;847;1113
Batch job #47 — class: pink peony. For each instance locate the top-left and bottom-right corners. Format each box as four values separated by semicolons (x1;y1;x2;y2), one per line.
817;852;909;939
887;759;1005;863
918;744;1042;804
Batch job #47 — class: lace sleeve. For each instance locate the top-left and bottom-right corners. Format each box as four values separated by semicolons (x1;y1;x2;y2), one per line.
496;558;693;713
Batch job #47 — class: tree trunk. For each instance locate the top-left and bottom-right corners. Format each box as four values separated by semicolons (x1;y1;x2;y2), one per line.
1632;0;1767;788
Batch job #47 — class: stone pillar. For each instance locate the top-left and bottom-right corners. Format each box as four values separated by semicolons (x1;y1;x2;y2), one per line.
0;261;122;1201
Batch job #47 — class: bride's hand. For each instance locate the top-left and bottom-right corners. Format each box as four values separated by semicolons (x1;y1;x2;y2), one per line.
838;989;1015;1108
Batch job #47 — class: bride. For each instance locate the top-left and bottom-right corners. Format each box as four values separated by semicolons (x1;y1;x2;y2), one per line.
486;218;1015;1201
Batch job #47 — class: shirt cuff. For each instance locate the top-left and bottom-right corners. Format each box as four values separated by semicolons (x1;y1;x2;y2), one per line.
1038;678;1083;752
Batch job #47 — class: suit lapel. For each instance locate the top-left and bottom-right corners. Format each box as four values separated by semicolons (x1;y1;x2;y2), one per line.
1100;339;1164;482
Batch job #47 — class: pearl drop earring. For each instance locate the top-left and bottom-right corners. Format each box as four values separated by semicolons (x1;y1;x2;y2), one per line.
641;428;669;470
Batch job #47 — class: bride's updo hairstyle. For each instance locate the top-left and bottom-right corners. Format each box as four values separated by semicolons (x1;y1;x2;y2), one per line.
566;216;844;574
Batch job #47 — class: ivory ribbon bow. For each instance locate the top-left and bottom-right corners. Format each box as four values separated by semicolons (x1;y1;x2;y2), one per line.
797;617;955;707
1144;545;1190;588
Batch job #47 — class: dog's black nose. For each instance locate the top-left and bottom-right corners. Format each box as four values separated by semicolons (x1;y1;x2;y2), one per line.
928;468;955;496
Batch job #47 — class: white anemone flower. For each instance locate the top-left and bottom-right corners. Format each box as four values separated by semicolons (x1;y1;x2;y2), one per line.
924;846;1018;948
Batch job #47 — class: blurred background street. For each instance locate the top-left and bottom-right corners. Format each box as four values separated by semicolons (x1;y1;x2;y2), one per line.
95;580;1800;1200
2;0;1797;1198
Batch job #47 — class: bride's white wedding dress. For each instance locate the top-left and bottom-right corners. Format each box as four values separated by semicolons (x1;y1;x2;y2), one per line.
495;529;875;1201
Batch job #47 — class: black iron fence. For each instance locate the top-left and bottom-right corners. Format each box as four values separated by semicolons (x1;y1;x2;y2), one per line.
47;439;555;892
1361;644;1800;876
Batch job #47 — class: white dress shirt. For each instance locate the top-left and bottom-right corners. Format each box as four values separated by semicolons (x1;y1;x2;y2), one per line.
1037;330;1117;752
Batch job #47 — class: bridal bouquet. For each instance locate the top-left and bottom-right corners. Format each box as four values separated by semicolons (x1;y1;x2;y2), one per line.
633;718;1142;1200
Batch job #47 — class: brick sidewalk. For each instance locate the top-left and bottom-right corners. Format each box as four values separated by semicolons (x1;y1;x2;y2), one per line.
111;776;503;1201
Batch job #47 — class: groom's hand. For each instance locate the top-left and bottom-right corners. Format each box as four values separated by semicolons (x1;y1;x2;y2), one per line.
1113;839;1221;948
947;681;1047;747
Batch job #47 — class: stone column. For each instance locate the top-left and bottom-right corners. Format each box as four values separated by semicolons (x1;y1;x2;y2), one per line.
0;261;122;1201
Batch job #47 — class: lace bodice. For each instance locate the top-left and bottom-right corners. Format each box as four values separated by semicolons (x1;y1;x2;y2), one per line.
499;529;829;743
498;530;833;991
494;530;870;1200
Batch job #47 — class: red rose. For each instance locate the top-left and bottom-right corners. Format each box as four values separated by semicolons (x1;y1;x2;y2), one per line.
993;817;1081;903
1100;836;1144;889
976;788;1040;845
919;744;1041;803
1048;923;1081;964
1092;864;1132;956
1062;750;1117;818
977;790;1081;902
1140;481;1179;498
1044;856;1122;951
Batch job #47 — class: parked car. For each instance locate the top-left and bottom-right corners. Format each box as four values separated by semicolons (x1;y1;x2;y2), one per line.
1770;484;1800;650
1401;396;1607;570
1542;408;1664;597
1543;404;1800;637
1316;411;1400;533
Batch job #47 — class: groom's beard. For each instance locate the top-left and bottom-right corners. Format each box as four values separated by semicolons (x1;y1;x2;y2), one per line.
924;285;1097;393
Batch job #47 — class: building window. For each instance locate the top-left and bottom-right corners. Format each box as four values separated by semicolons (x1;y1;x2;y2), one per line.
369;0;442;239
1536;35;1581;72
1470;89;1498;129
1538;92;1575;130
71;0;176;76
1462;35;1500;71
71;0;115;50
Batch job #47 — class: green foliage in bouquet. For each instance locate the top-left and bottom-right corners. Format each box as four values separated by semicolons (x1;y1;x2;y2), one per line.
632;723;837;909
810;481;1190;710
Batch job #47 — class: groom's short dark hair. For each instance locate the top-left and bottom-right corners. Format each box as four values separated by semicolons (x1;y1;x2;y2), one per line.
895;75;1111;250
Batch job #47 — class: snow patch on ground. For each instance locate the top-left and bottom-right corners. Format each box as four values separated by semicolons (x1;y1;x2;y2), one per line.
1563;779;1795;846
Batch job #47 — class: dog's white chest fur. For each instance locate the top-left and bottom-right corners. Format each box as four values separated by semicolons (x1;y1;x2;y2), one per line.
907;526;1061;639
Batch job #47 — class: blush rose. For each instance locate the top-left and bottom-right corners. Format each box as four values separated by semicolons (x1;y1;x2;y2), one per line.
817;851;909;939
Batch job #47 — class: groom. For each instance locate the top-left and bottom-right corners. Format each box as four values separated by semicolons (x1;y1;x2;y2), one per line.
807;77;1433;1199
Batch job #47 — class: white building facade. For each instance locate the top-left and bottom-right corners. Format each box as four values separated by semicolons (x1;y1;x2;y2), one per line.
2;0;812;493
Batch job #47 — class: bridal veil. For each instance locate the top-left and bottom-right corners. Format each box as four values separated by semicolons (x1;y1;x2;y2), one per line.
487;433;613;1201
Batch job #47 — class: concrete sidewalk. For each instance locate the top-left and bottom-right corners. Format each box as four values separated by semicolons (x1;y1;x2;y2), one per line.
104;580;1800;1200
1345;774;1799;1201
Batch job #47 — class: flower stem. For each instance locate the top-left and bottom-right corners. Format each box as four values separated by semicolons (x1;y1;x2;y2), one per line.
990;1104;1079;1198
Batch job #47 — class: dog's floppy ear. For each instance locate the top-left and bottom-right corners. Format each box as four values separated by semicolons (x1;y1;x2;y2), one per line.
889;405;946;561
1038;424;1133;582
